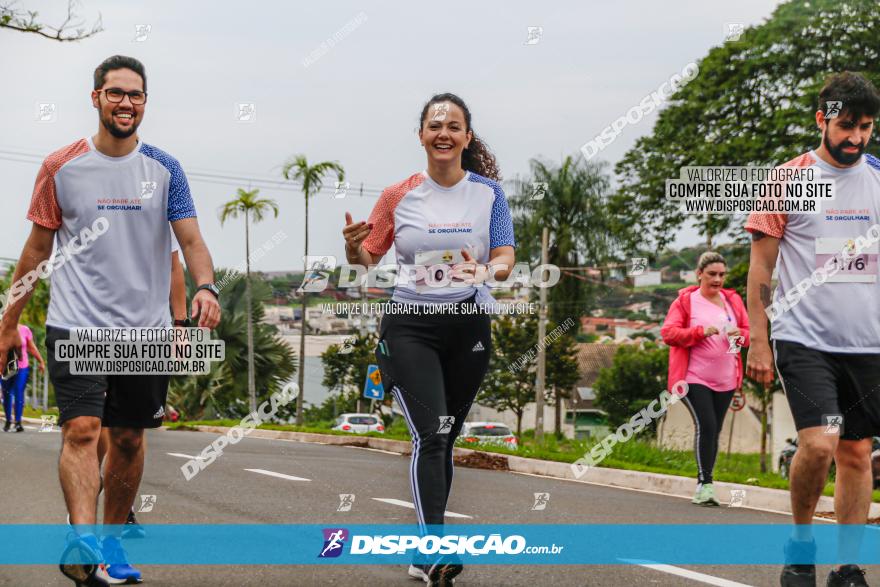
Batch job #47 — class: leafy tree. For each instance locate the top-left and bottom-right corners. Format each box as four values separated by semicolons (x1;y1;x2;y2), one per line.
168;268;296;420
612;0;880;252
724;260;749;300
1;263;49;347
1;0;102;41
320;332;380;415
478;315;537;437
303;391;358;425
219;188;279;413
0;264;50;405
477;314;580;437
281;155;345;425
509;156;623;324
593;343;668;436
545;330;581;437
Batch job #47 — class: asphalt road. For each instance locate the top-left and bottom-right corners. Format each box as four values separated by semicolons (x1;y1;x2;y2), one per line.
0;424;873;586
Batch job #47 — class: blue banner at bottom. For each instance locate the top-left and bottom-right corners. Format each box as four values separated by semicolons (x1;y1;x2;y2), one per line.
3;524;880;565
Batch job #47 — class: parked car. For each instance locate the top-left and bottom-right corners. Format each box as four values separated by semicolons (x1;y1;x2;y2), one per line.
458;422;518;450
332;413;385;434
779;436;880;487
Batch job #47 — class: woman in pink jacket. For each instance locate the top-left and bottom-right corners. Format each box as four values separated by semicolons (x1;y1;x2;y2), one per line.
661;252;749;506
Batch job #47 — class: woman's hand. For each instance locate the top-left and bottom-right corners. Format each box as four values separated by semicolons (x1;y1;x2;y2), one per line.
703;325;720;337
343;212;372;261
452;248;489;284
726;326;741;338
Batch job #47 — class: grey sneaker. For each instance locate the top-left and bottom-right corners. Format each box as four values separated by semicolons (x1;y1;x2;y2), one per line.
692;483;720;506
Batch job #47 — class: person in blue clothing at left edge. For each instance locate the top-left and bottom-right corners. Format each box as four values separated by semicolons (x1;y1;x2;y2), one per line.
2;323;46;432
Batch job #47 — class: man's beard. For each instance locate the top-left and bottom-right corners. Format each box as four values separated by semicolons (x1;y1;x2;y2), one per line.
101;112;139;139
824;127;865;166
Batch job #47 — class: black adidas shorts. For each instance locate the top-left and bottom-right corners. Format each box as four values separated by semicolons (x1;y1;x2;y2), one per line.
47;326;170;428
773;339;880;440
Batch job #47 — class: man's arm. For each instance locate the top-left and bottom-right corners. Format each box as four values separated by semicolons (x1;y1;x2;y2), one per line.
171;218;220;328
0;224;56;367
170;251;187;322
745;231;780;386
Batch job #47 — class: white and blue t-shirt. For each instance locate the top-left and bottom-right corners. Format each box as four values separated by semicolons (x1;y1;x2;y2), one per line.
745;151;880;352
27;137;196;328
363;171;516;304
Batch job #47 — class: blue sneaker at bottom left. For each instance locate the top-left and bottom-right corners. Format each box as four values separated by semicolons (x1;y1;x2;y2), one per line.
58;533;112;586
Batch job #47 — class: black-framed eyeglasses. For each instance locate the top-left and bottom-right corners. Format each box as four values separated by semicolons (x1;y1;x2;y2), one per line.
98;88;148;105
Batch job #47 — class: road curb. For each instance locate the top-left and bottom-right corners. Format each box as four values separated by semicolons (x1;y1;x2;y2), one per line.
169;422;877;517
188;425;492;462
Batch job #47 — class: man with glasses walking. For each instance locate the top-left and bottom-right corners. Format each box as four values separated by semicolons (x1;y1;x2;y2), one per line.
0;55;221;585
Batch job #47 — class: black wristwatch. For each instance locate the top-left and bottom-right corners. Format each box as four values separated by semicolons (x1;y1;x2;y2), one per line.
197;283;220;299
174;318;191;327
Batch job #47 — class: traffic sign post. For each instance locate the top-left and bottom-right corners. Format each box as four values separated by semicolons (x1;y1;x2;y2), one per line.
730;389;746;411
363;364;384;401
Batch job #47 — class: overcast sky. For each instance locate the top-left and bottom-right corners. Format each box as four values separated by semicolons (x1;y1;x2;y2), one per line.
0;0;782;270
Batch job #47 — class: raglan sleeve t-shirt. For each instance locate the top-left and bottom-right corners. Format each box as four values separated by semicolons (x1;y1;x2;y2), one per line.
362;171;515;304
26;138;197;329
744;151;880;352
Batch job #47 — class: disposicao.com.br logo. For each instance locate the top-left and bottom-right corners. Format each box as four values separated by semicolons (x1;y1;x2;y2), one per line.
321;528;562;557
318;528;349;558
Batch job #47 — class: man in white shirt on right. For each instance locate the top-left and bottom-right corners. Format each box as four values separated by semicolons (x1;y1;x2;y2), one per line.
746;71;880;587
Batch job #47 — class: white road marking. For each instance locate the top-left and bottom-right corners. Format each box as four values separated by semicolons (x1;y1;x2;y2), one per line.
244;468;310;482
619;560;755;587
371;497;472;519
167;452;205;460
344;445;402;456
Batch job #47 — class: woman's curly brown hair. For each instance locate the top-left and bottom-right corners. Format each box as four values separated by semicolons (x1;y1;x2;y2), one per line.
419;92;501;181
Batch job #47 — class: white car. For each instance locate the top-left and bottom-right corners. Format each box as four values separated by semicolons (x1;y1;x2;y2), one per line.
332;413;385;434
459;422;518;450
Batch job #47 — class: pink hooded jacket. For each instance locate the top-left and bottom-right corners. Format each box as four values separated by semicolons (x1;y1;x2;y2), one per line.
660;285;750;392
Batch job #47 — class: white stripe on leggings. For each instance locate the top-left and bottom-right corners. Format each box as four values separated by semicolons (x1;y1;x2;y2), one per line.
680;395;705;484
393;386;426;530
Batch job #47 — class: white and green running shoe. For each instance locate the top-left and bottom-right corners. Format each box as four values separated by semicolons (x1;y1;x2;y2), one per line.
692;484;720;506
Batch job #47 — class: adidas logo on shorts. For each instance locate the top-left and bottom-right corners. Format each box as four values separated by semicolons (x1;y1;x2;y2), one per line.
472;341;485;352
153;406;165;419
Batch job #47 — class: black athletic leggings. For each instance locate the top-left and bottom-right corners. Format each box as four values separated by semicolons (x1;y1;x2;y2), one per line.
680;383;734;485
375;296;491;529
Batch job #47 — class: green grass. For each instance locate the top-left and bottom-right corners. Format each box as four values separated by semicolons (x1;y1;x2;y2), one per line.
22;406;59;418
165;419;411;441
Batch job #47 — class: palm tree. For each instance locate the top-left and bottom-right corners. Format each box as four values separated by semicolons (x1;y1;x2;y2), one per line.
509;156;621;436
168;268;296;420
218;189;279;413
281;155;344;425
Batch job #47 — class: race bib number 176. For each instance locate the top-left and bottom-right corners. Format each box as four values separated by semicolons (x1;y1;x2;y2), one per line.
815;237;879;283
